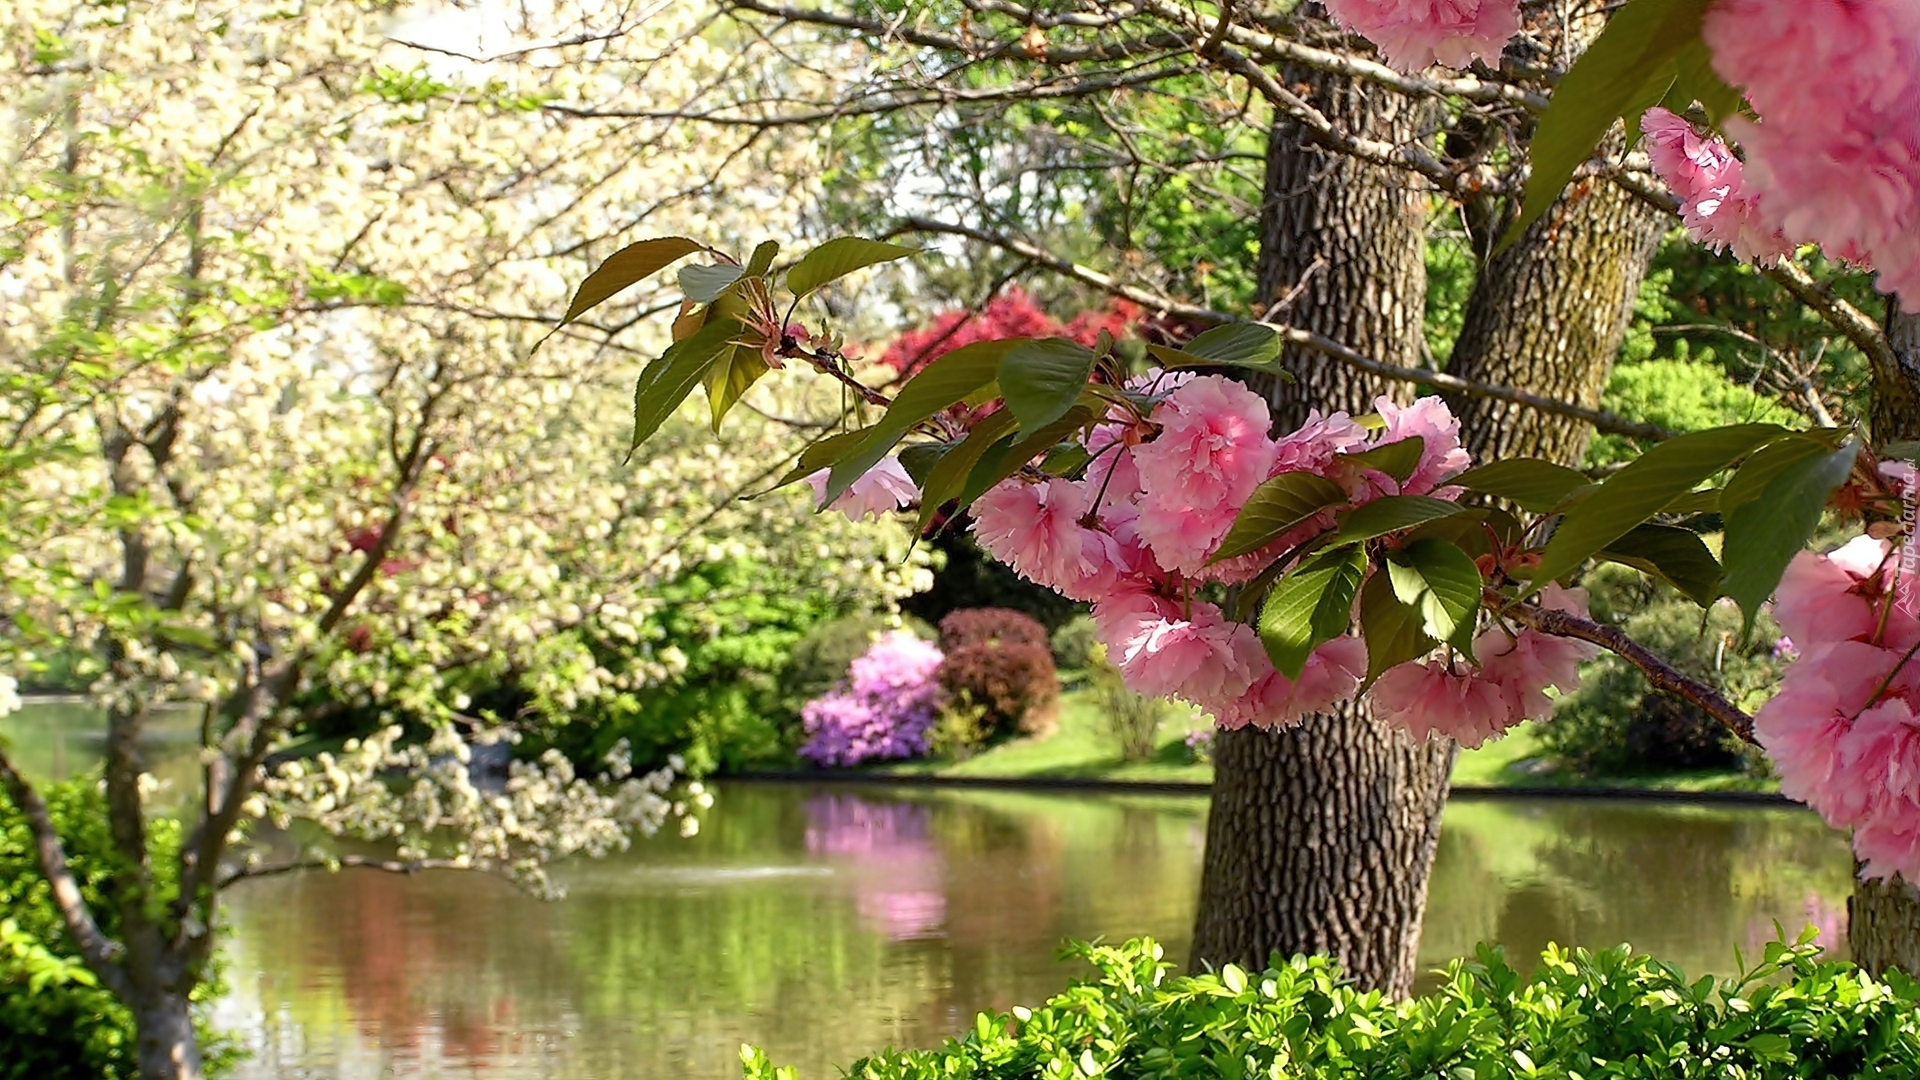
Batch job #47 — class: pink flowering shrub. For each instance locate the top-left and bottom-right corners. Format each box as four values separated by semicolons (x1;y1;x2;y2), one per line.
1754;535;1920;882
798;631;946;766
1322;0;1522;72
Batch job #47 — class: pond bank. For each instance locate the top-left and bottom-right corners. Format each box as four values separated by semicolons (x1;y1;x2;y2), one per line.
727;769;1798;806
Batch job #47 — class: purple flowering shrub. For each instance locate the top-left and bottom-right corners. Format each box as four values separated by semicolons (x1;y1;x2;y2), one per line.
798;630;945;766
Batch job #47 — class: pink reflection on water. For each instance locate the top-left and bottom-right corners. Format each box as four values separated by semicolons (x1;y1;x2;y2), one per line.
1744;891;1848;957
804;794;947;941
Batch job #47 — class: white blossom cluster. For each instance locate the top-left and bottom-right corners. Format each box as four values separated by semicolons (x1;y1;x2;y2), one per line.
0;0;924;877
250;726;712;897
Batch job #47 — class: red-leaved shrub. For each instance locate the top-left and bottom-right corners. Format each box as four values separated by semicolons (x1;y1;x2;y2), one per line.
936;609;1060;737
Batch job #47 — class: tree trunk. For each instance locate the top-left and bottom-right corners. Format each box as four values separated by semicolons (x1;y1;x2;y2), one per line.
1444;172;1666;464
133;990;203;1080
1190;58;1453;997
1851;303;1920;978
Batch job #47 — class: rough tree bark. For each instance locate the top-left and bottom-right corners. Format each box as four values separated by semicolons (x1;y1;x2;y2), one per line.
1445;171;1666;464
1190;59;1454;996
1849;303;1920;978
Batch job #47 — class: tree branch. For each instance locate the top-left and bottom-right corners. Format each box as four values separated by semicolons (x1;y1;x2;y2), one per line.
216;854;469;889
894;216;1672;442
0;747;132;998
1501;597;1758;746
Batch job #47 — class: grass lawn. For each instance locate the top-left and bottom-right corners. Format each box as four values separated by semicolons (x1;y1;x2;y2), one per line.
866;684;1778;793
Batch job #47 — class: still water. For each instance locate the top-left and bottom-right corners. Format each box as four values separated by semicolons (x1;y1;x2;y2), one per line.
5;702;1857;1080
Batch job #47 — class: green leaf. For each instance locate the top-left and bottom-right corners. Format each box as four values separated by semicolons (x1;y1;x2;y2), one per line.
1212;471;1350;563
562;236;704;325
1722;439;1860;629
915;409;1019;533
1598;524;1722;606
1661;39;1744;125
1330;495;1471;545
1450;459;1592;514
630;317;742;454
1502;0;1712;248
1258;546;1367;679
1718;435;1829;521
776;428;868;487
1660;487;1722;515
702;344;769;430
962;407;1097;506
1186;322;1281;365
1359;570;1437;685
1340;437;1426;485
1529;423;1786;592
998;337;1098;432
1385;538;1483;653
785;238;917;298
745;239;780;277
1040;442;1092;478
897;441;954;486
823;338;1021;507
679;262;746;304
1145;322;1288;377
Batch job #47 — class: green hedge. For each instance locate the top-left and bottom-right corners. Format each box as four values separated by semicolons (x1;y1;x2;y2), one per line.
744;935;1920;1079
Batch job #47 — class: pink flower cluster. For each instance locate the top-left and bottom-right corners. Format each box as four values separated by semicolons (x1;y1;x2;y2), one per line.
1700;0;1920;303
798;631;946;766
808;456;920;521
1323;0;1522;72
1640;108;1791;265
1370;585;1599;748
970;375;1496;733
1755;535;1920;882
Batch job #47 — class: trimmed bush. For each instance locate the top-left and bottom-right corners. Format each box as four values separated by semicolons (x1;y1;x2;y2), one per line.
938;608;1050;652
937;641;1060;739
744;934;1920;1080
935;608;1061;738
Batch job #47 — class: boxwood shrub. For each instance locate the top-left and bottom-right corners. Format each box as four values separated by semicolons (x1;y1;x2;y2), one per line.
743;934;1920;1079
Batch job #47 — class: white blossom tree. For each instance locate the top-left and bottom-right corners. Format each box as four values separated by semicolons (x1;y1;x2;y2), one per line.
0;2;926;1077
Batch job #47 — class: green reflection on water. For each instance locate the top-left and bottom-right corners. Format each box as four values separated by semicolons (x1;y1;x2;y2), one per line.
2;702;1858;1080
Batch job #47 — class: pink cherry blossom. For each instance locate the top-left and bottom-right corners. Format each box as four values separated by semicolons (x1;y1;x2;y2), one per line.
1370;658;1516;748
1773;536;1918;654
1093;594;1261;704
1702;0;1920;303
1213;637;1368;731
1640;108;1792;264
1270;409;1370;476
1130;375;1278;574
1774;551;1880;651
807;456;919;521
1756;639;1917;822
1322;0;1522;72
1132;375;1277;506
970;477;1131;601
1373;395;1472;497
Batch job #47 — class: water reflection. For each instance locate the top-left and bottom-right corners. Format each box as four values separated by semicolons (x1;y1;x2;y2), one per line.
0;703;1860;1080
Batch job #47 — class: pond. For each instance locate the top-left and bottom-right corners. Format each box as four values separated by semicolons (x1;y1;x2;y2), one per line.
5;703;1857;1080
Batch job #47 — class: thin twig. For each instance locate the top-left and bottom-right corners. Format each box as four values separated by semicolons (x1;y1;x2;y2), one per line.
1501;596;1757;745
